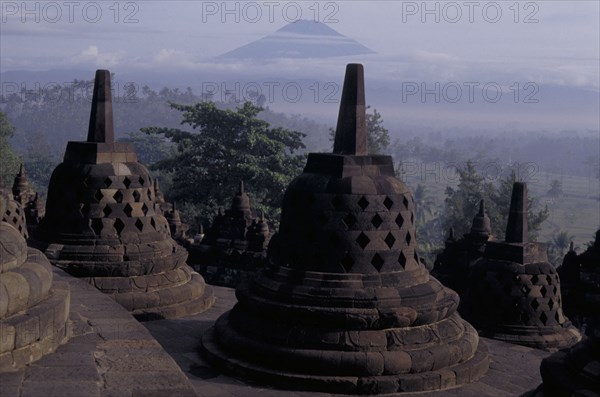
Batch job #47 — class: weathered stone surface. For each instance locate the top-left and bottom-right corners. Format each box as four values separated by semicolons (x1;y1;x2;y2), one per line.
190;181;271;288
432;200;491;297
463;183;581;351
31;69;214;320
0;191;71;372
526;229;600;397
200;64;489;394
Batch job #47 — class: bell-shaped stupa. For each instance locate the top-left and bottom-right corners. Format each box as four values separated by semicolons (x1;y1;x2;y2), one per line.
529;229;599;396
32;70;214;320
432;200;491;297
0;191;70;372
191;181;270;287
201;64;489;394
464;183;581;350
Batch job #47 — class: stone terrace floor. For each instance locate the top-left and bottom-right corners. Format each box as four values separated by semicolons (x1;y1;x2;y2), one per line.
0;273;550;397
144;285;551;397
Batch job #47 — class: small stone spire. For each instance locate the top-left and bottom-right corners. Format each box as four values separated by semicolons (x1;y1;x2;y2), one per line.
333;64;367;156
238;180;244;195
470;199;492;237
87;69;115;144
505;182;528;243
569;241;575;252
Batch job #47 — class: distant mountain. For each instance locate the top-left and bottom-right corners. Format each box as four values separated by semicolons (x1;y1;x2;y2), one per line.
218;20;375;60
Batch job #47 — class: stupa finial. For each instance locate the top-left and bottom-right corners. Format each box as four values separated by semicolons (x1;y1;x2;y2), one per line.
238;180;244;195
333;63;367;156
505;182;528;243
87;69;115;143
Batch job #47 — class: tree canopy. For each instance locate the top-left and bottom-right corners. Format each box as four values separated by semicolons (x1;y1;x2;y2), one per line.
0;111;20;185
443;161;549;240
142;101;306;228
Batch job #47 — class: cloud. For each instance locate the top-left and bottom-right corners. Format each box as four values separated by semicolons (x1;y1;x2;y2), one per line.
71;46;123;67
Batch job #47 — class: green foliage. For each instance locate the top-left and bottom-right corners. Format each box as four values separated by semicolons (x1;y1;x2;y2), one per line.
142;101;306;228
443;161;494;237
547;230;575;266
0;111;20;185
443;162;549;240
119;130;176;165
329;106;391;154
365;106;390;154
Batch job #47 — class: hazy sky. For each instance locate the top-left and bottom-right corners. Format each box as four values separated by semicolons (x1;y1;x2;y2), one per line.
2;1;598;88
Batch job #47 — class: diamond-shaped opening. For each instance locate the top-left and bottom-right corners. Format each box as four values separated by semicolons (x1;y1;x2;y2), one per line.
138;176;145;186
114;218;125;234
539;312;548;325
548;299;555;310
403;196;409;209
90;218;103;235
552;286;558;295
531;275;539;284
141;203;149;216
123;203;133;217
554;312;560;322
343;213;357;229
104;177;112;187
358;196;369;210
102;206;112;217
80;203;90;215
135;219;144;231
123;177;132;188
356;232;370;249
150;217;156;229
12;216;18;224
371;253;384;272
521;285;531;295
371;214;383;228
133;190;141;202
414;252;419;262
398;252;407;268
15;208;21;215
411;213;414;224
384;232;396;248
95;189;104;202
383;196;394;210
113;191;124;203
530;299;540;311
332;195;344;210
405;231;412;245
540;285;548;297
546;275;553;284
147;189;153;200
395;213;404;228
341;254;354;272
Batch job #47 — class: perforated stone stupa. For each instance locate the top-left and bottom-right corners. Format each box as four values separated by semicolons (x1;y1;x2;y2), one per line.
0;190;70;372
201;64;489;394
529;230;599;396
32;70;214;321
464;182;581;350
191;181;270;287
432;200;491;297
11;164;45;234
